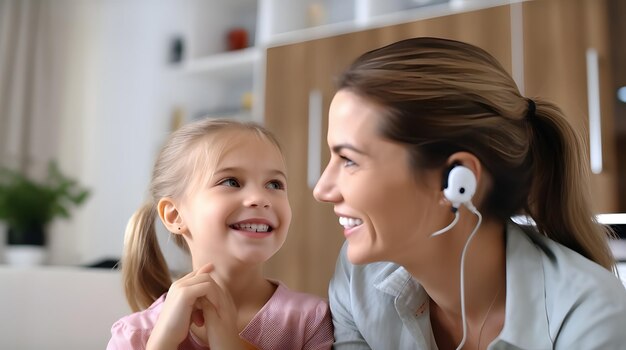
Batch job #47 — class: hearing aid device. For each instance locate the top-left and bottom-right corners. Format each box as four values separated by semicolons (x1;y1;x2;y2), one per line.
443;165;477;212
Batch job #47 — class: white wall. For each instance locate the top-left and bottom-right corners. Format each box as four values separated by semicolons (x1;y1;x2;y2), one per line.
18;0;193;271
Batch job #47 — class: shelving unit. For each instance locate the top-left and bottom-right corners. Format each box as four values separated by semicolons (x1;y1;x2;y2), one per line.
164;0;524;126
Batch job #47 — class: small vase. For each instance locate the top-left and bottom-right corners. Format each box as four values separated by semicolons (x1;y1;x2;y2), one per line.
4;226;47;266
5;245;47;266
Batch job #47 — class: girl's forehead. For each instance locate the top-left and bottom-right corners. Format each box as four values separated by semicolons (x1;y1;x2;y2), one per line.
216;132;285;167
184;131;285;193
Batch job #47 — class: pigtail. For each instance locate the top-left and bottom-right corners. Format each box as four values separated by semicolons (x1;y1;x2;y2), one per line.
122;202;172;311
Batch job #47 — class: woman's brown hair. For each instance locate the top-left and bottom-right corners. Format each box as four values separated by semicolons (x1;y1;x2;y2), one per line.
122;118;283;311
338;37;615;270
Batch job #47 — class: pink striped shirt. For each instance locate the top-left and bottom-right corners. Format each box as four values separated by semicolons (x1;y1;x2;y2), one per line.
107;282;334;350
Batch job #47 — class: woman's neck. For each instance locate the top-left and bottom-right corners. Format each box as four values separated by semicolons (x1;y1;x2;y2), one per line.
407;217;507;347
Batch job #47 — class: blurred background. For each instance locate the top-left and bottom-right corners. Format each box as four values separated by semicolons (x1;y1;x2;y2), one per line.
1;0;626;347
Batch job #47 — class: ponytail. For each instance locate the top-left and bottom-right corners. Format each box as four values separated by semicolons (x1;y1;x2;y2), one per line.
122;202;172;311
526;100;615;271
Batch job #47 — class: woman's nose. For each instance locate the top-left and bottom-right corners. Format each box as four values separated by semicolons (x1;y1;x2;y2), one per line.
313;165;340;203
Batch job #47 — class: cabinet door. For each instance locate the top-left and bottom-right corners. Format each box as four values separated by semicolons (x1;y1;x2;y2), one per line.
264;5;514;297
522;0;618;213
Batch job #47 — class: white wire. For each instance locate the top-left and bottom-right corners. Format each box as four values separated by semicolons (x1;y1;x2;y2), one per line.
431;210;460;237
455;204;482;350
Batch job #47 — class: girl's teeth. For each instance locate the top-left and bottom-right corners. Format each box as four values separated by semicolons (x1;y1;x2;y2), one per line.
233;223;270;232
339;217;363;228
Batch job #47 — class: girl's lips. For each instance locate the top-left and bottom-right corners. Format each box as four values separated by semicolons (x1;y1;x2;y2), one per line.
230;218;274;229
229;218;276;238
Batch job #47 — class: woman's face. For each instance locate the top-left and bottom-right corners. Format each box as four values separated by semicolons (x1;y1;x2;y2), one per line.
314;90;446;265
179;133;291;269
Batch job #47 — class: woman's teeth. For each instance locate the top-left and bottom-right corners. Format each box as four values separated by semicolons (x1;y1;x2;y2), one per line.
339;217;363;228
231;223;270;232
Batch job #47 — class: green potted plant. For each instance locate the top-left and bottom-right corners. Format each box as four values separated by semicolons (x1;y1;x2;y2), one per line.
0;162;90;266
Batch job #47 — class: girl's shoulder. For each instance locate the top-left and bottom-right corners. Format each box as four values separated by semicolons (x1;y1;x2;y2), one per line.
107;295;167;349
269;281;330;315
110;294;165;334
240;282;334;348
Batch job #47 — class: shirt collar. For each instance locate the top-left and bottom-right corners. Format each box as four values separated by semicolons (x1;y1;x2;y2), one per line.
372;262;413;296
370;222;554;349
496;222;553;349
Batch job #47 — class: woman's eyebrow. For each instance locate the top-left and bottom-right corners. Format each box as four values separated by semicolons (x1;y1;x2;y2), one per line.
331;143;366;155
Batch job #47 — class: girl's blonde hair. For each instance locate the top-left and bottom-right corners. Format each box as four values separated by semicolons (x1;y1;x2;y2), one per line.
338;37;615;270
122;118;282;311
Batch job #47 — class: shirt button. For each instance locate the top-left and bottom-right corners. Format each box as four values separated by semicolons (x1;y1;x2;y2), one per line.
415;302;427;316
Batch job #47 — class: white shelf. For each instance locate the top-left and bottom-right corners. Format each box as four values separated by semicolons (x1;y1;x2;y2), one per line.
264;0;527;48
176;47;261;80
164;0;530;125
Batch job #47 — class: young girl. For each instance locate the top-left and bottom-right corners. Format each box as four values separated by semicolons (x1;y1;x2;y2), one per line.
107;119;334;350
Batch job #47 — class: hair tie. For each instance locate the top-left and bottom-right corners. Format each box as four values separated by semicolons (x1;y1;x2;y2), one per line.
525;98;536;120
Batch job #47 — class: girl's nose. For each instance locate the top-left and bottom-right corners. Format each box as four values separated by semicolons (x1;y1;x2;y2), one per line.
243;189;271;208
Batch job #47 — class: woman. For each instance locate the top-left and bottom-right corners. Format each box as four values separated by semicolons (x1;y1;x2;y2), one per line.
313;37;626;349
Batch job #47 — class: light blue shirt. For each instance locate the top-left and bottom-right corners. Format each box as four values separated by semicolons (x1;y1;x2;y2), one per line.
329;222;626;349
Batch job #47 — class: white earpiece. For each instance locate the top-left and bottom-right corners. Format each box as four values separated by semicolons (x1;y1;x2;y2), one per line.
443;165;476;212
431;165;477;237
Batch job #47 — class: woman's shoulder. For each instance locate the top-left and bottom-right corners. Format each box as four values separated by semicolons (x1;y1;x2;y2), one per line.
511;223;624;292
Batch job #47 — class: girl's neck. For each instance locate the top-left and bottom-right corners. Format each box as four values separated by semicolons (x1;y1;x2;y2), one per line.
189;263;277;347
195;262;274;309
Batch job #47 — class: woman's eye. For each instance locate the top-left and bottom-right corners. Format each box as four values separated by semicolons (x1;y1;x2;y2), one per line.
266;180;285;190
219;178;240;187
340;156;356;167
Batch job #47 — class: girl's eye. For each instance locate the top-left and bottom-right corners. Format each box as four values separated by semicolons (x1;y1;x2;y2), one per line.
266;180;285;190
219;178;240;187
340;155;356;167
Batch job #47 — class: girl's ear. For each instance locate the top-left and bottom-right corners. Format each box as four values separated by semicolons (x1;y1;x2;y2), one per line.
157;197;186;234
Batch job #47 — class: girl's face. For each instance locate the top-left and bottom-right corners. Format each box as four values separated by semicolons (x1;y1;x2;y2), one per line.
314;90;446;265
179;133;291;269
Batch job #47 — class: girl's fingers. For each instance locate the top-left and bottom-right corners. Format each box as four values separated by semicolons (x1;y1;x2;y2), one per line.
194;262;214;275
191;308;204;327
170;262;215;286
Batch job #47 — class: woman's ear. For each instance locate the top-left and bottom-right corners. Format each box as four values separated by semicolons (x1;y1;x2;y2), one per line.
157;197;186;234
445;152;482;184
445;152;488;206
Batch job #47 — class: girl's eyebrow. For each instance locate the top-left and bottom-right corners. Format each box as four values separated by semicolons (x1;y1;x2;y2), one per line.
331;143;366;155
268;169;288;180
214;167;287;180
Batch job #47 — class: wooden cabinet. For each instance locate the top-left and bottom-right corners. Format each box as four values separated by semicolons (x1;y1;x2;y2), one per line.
522;0;618;213
263;5;516;297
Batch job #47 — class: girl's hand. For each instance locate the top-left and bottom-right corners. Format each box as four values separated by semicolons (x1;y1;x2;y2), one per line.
199;278;243;350
146;263;216;350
